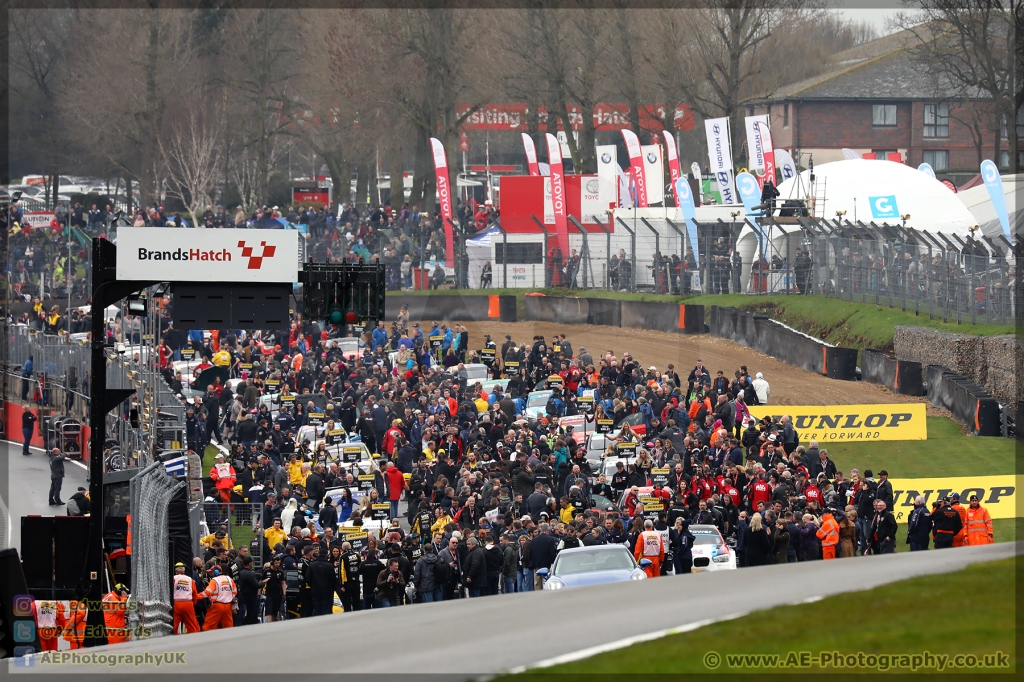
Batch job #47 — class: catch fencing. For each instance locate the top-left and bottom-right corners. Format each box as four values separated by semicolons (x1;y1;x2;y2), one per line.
202;502;265;569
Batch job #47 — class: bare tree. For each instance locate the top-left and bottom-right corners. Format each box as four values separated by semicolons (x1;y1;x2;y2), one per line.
895;2;1019;172
160;102;223;228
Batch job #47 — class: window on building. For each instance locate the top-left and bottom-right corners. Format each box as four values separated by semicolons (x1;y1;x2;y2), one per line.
922;150;949;171
873;150;896;160
872;104;897;127
783;104;789;128
923;104;949;138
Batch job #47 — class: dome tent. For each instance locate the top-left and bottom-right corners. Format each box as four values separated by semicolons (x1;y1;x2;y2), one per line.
733;159;978;292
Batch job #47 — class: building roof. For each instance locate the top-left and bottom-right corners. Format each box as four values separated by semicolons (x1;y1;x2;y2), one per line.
749;24;986;103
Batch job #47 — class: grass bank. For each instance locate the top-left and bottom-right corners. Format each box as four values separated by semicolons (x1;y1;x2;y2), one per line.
389;290;1011;352
499;557;1017;678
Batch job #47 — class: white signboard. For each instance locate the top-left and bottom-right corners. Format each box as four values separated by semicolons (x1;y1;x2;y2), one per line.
640;145;665;205
22;212;54;229
596;145;618;212
579;175;604;224
704;117;737;204
116;228;300;282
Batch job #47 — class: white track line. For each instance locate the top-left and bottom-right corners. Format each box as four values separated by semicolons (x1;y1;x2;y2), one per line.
3;439;88;470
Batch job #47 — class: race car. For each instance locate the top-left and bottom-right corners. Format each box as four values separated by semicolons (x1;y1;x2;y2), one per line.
688;524;737;572
539;545;648;589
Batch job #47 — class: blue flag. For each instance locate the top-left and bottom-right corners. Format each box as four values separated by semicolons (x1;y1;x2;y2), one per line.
980;160;1010;239
918;162;936;179
675;178;700;270
735;171;766;257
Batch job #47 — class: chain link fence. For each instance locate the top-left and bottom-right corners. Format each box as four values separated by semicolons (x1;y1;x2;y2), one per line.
201;502;265;569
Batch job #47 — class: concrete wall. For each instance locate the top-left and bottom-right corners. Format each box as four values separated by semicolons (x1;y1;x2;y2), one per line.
894;327;1022;404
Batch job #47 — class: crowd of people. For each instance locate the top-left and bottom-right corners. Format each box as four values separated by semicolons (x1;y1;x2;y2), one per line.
140;304;997;633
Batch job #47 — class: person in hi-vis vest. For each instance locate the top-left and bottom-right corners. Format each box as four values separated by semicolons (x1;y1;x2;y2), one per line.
172;562;201;633
200;566;237;630
634;520;664;578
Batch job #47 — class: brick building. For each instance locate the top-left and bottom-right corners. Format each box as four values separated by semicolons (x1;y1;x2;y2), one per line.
747;29;1021;182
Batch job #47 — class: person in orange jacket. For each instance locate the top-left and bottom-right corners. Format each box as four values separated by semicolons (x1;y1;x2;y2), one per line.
965;495;994;545
33;599;64;651
200;566;237;630
102;584;130;644
209;453;237;504
172;562;201;634
949;493;969;547
62;600;88;649
816;510;841;560
633;519;665;578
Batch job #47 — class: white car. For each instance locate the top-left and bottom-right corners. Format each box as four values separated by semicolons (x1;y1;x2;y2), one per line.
524;390;554;423
688;524;737;572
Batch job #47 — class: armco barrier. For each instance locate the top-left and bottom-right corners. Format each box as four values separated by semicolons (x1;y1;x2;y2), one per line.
927;365;1002;436
708;306;858;381
386;294;509;322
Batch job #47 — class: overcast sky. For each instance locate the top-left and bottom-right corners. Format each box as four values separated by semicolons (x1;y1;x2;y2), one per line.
832;1;906;36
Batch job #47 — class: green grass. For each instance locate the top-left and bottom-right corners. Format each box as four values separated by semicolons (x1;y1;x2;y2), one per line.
390;290;1012;353
501;557;1017;678
822;416;1016;480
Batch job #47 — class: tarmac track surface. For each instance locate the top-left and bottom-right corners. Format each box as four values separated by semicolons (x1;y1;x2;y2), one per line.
457;320;931;409
11;541;1017;677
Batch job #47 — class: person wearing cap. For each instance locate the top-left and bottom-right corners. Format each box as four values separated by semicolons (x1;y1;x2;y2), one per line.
172;562;201;633
67;486;91;516
209;453;237;504
948;492;969;547
875;469;894;513
634;519;665;578
101;583;130;643
816;508;840;560
200;564;238;629
965;494;994;545
930;496;963;549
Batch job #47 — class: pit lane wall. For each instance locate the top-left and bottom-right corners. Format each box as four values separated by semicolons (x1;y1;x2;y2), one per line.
708;306;858;381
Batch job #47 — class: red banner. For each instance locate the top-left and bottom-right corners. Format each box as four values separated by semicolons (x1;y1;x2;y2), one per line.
754;121;776;188
521;133;540;176
545;133;569;255
662;131;681;207
430;137;454;268
620;129;648;208
457;103;694;132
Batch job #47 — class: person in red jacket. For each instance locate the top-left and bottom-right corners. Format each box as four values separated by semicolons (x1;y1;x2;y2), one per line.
804;475;824;508
383;460;407;519
209;453;237;503
750;473;772;511
381;419;405;458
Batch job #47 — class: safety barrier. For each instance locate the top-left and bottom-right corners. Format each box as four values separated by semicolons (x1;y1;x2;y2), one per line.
386;293;513;322
584;297;621;327
522;296;705;335
861;349;925;396
926;365;1002;436
708;305;859;380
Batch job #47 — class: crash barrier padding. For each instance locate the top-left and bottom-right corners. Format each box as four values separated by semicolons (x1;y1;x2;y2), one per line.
585;297;622;327
1017;401;1023;443
498;295;518;322
927;365;1002;436
678;304;705;335
709;306;858;381
386;294;497;322
487;295;501;319
862;349;925;396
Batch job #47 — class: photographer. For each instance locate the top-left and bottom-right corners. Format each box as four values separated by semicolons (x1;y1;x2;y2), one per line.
375;558;406;607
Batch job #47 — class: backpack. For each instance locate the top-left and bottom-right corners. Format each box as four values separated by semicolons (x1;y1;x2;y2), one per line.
546;397;563;418
433;555;450;584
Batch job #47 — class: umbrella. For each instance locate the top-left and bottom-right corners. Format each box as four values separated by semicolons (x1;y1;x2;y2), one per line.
192;366;230;393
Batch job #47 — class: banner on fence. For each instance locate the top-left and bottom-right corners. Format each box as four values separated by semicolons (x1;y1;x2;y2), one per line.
747;403;927;441
888;475;1019;523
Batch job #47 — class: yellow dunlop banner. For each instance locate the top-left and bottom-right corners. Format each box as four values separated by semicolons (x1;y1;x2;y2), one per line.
747;403;927;441
888;475;1021;523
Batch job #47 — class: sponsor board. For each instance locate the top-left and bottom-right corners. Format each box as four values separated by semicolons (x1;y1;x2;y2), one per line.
116;228;299;282
747;404;927;441
888;475;1020;523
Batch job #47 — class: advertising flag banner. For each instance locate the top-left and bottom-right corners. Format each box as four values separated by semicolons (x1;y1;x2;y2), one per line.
620;129;648;207
521;133;540;176
617;165;633;208
544;133;569;253
662;131;682;206
754;120;777;187
918;162;936;179
842;148;860;160
744;115;769;174
690;161;702;184
674;178;699;270
704;117;736;204
980;159;1010;239
775;148;797;182
596;145;618;211
641;144;664;205
429;137;455;267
